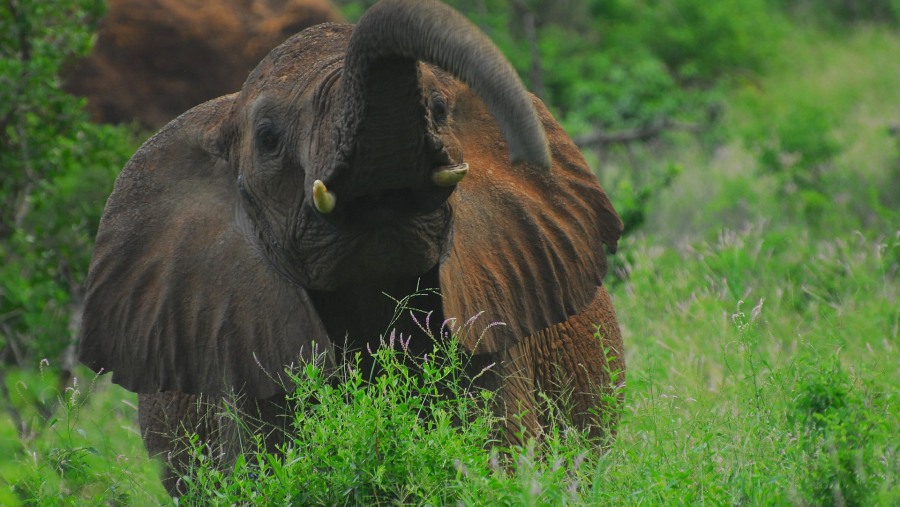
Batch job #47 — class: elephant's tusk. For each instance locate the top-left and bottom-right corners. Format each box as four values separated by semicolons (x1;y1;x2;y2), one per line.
431;163;469;187
312;179;336;214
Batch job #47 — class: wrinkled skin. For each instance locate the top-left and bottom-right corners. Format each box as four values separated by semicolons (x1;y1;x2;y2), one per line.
64;0;342;127
78;0;625;496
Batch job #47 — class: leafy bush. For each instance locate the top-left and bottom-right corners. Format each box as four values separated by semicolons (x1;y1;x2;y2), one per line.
745;102;842;220
639;0;781;84
773;0;900;27
458;0;781;133
173;317;625;505
0;0;137;372
608;161;683;237
789;355;895;506
175;331;485;504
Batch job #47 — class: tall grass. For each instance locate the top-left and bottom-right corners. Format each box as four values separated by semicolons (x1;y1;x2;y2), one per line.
0;367;168;504
601;226;898;505
3;226;895;505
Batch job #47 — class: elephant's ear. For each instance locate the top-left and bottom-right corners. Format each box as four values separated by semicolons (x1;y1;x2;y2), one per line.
78;96;330;399
439;89;623;354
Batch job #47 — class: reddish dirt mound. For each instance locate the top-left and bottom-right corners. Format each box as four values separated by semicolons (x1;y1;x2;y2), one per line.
64;0;343;128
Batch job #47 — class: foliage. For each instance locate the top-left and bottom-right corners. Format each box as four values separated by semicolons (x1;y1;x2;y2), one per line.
772;0;900;27
171;314;629;505
1;364;167;505
608;160;683;237
7;225;896;505
177;329;497;505
746;101;842;219
0;1;137;371
638;0;779;84
736;26;900;231
790;354;889;506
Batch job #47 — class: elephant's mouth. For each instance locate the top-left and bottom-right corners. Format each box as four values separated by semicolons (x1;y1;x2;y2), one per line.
338;185;453;229
310;160;464;229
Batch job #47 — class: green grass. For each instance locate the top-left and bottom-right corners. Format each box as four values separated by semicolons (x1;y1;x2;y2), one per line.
0;369;168;505
2;21;899;507
599;226;898;505
3;225;895;505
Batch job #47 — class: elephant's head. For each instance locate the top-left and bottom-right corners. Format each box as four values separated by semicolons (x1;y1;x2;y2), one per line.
223;0;556;291
79;0;623;400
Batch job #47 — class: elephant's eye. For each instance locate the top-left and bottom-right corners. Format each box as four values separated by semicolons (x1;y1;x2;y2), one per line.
431;95;448;126
255;124;282;154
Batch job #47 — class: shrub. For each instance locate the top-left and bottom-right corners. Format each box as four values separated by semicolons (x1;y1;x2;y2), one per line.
176;317;626;505
773;0;900;27
743;101;842;220
0;0;137;372
176;331;498;505
790;355;895;506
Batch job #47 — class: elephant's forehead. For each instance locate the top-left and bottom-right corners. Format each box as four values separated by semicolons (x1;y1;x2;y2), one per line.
242;22;352;94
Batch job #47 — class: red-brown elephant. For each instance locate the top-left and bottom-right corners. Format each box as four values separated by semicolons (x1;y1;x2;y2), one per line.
64;0;342;128
78;0;625;495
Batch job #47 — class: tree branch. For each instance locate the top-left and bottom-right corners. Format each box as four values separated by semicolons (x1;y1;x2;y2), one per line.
573;118;705;149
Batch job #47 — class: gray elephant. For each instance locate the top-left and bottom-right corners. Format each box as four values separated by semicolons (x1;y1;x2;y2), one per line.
78;0;625;495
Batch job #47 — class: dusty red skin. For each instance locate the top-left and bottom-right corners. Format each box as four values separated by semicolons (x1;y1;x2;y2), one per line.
130;79;626;494
77;2;625;496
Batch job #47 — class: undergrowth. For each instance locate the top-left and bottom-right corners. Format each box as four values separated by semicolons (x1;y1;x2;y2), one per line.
2;225;896;505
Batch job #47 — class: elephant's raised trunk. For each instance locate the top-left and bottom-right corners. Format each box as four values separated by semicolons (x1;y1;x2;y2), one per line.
328;0;550;183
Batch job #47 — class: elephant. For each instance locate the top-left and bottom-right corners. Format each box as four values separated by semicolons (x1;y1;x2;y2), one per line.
64;0;342;128
77;0;625;495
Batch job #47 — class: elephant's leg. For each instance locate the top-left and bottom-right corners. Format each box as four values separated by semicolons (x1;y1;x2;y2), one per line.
492;351;542;447
469;286;624;446
217;393;293;462
138;392;222;496
532;285;626;441
469;336;542;447
138;392;293;496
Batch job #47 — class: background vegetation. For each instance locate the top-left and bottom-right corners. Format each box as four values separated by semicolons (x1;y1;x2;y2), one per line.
1;0;897;504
